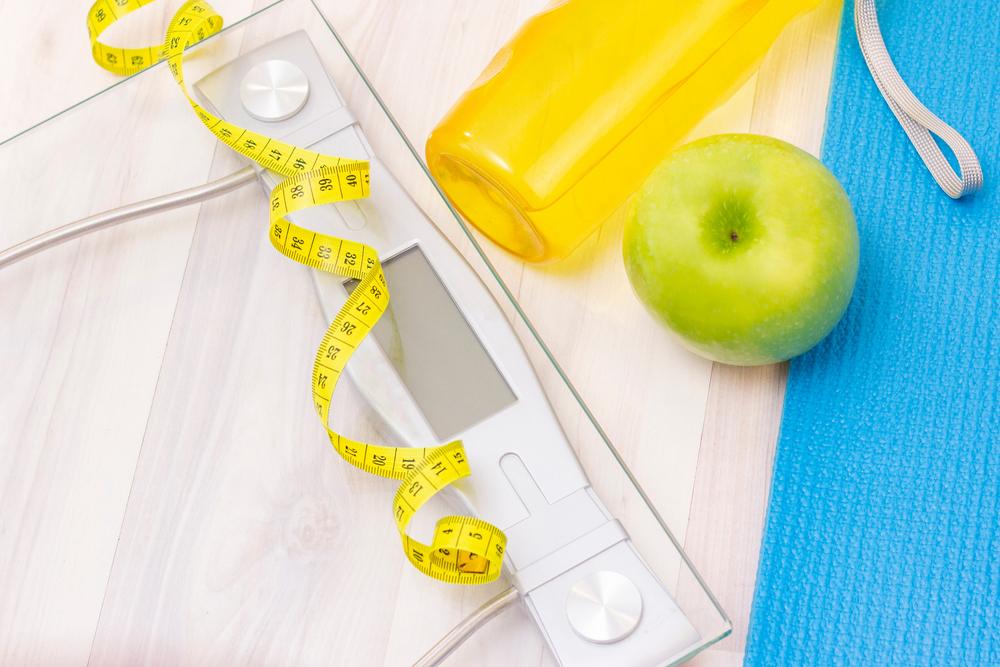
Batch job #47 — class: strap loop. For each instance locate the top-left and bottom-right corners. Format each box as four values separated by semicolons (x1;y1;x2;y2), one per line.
854;0;984;199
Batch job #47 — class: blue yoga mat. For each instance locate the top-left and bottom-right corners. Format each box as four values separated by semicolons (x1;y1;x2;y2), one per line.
745;2;999;666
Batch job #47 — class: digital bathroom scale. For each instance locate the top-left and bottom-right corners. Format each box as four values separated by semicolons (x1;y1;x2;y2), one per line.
194;30;702;667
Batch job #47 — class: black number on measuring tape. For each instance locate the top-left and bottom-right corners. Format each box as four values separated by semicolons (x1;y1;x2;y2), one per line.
290;236;305;251
342;251;357;266
468;531;483;540
408;481;423;495
345;173;358;187
243;137;257;151
326;344;341;360
317;373;328;389
318;177;333;192
317;245;332;259
290;184;304;199
340;322;356;336
400;457;416;470
459;555;483;571
356;302;371;316
292;157;307;170
369;285;382;299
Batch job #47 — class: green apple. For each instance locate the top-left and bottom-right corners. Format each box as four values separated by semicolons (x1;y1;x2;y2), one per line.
623;134;858;366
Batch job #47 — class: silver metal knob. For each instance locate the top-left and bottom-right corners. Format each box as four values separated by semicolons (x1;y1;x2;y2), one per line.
239;60;310;122
565;570;643;644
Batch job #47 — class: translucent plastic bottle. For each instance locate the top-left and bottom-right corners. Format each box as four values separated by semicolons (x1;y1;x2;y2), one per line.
426;0;822;262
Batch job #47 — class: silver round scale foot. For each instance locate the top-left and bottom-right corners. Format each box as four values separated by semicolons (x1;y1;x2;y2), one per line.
565;570;643;644
239;60;310;122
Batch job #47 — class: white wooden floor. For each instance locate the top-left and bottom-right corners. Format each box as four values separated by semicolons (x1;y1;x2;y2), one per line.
0;1;842;664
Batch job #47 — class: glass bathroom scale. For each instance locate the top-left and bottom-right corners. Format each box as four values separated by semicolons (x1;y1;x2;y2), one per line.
0;1;730;664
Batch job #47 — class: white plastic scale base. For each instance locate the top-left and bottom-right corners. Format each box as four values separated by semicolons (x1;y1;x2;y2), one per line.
194;32;700;667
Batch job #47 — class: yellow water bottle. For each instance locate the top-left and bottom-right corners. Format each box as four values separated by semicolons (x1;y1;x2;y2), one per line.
426;0;823;262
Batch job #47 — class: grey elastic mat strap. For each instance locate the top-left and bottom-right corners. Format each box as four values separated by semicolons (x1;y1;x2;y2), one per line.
854;0;984;199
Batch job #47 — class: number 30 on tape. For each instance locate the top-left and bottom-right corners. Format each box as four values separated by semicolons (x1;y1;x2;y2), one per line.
86;0;507;584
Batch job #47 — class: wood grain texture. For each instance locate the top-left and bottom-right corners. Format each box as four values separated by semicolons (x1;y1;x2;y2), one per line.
0;47;247;663
684;4;843;663
0;1;842;665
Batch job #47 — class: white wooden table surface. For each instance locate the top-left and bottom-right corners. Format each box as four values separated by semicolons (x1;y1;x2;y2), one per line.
0;1;841;665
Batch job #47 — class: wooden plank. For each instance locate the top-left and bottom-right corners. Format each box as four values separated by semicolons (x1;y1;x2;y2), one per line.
0;53;229;667
684;2;843;663
0;4;254;664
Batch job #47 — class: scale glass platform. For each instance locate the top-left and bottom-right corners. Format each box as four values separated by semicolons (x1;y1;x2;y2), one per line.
0;1;730;664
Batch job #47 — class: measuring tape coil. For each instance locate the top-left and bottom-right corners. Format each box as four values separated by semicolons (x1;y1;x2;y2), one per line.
86;0;506;584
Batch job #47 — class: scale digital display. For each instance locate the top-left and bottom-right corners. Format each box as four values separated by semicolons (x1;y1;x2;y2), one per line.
349;245;517;440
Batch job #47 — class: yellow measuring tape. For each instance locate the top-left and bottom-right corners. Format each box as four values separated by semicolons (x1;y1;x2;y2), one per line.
87;0;506;584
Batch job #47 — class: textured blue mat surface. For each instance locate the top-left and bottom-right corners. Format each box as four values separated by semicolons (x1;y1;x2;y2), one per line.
745;2;999;666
